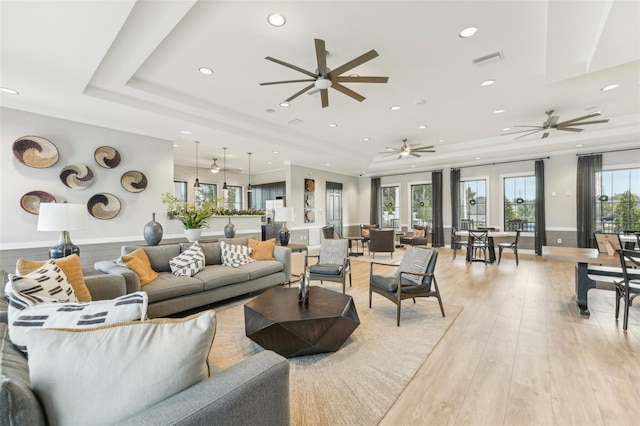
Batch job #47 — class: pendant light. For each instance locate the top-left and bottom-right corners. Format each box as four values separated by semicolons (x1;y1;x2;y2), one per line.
222;147;228;191
247;152;252;192
210;158;220;173
193;141;200;187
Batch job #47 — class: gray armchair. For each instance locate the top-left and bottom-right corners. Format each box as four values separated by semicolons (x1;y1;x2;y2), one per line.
400;225;429;246
369;229;396;259
304;238;351;293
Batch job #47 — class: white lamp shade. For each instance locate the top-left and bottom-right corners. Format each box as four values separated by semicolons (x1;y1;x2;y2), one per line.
37;203;88;231
274;207;294;222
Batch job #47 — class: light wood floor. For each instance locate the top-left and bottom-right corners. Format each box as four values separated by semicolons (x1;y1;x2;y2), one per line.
293;248;640;425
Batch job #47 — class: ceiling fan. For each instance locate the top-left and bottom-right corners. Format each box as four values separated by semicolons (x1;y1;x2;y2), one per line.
502;110;609;139
379;139;436;159
260;38;388;108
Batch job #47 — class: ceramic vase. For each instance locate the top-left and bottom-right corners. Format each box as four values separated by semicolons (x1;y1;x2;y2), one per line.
224;217;236;238
298;271;310;304
184;228;202;242
143;213;163;246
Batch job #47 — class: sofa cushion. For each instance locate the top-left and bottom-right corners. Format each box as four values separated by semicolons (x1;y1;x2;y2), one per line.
28;310;215;426
170;241;205;277
7;292;148;354
122;245;181;273
181;241;222;265
309;264;343;276
9;260;77;305
195;266;251;291
141;273;205;303
16;254;92;302
119;248;159;286
239;260;285;280
221;241;255;268
248;238;276;260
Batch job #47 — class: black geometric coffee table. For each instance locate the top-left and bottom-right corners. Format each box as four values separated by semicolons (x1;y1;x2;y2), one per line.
244;286;360;358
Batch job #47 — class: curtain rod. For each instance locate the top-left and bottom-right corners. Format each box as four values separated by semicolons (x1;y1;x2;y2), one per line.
455;156;549;170
369;168;443;178
577;147;640;157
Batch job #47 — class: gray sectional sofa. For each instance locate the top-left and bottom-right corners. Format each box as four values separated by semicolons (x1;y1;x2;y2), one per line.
0;270;291;426
95;237;292;318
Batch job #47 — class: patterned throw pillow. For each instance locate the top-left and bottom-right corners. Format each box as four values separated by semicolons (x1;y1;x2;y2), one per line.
8;260;78;305
16;254;92;302
7;292;148;354
412;229;425;238
248;238;275;260
220;241;254;268
395;246;433;285
170;241;206;277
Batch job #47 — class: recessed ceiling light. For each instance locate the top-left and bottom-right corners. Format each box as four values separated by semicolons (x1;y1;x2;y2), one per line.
267;13;286;27
267;161;272;165
265;108;275;113
363;138;370;142
0;87;19;95
390;105;400;111
272;150;279;154
475;157;481;160
459;26;478;38
437;139;445;143
179;130;191;134
414;99;426;105
411;165;416;168
173;144;179;147
575;144;584;148
481;79;495;86
199;67;213;75
325;163;331;166
349;74;360;77
601;84;619;91
502;127;511;131
329;123;337;127
418;125;427;129
279;102;290;107
494;109;505;114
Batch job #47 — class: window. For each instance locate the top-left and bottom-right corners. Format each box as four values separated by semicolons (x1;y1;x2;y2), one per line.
195;183;217;209
459;179;487;229
381;186;400;229
224;185;243;211
503;175;536;231
410;183;432;229
596;167;640;232
173;181;187;202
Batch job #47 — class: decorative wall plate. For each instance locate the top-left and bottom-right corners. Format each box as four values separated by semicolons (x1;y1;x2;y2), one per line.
87;193;121;220
305;178;315;192
121;170;147;193
304;209;315;223
20;191;56;215
94;146;121;169
12;136;59;168
60;164;94;189
304;194;314;208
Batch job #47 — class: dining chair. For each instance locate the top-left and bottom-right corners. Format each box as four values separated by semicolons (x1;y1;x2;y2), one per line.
304;238;351;294
451;227;468;260
369;247;444;326
616;249;640;330
468;229;489;263
498;230;521;265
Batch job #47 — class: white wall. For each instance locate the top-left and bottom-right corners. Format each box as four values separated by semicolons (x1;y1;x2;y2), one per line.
1;108;173;249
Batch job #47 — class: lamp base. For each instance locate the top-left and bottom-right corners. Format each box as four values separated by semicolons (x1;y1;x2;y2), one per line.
279;223;290;246
49;231;80;259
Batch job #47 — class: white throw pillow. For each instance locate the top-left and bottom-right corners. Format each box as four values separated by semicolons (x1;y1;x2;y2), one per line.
28;310;216;426
8;292;148;354
395;246;433;285
170;241;206;277
9;259;78;305
220;240;255;268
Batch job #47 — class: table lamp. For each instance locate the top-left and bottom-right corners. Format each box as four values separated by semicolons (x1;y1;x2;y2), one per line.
275;207;294;246
37;202;88;259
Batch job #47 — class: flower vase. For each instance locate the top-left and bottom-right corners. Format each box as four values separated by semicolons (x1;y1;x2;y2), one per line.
224;217;236;238
184;228;202;242
143;213;163;246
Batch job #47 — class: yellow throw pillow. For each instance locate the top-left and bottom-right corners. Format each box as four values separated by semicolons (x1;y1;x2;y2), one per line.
120;248;159;286
16;254;92;302
361;228;370;237
412;229;425;238
248;238;276;260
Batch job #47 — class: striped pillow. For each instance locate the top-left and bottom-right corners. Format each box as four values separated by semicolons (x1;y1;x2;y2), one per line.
220;241;254;268
170;241;206;277
8;260;77;305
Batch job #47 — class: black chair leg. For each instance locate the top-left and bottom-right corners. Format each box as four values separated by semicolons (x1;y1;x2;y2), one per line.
498;247;503;264
514;248;519;266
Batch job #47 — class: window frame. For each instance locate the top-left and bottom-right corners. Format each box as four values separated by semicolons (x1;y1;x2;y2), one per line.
380;184;401;230
596;164;640;232
459;176;489;229
224;185;243;211
408;180;432;230
500;171;536;233
195;183;217;209
173;181;188;202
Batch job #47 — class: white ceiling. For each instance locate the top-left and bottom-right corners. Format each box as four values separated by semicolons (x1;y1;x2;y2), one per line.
2;0;639;177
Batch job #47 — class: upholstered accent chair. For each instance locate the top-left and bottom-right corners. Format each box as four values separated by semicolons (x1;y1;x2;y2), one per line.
368;229;396;259
304;238;351;293
369;247;444;326
322;225;340;240
360;224;379;253
400;225;429;246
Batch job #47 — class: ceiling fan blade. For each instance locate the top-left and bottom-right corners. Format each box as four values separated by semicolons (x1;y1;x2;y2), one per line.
331;82;365;102
410;152;421;157
320;89;329;108
285;83;315;102
397;154;403;160
378;151;398;157
502;128;544;136
541;132;549;139
556;127;584;132
314;39;328;76
559;119;609;126
307;88;320;96
412;146;435;151
328;49;379;78
265;56;317;78
260;79;315;86
555;113;601;127
512;125;545;129
548;116;559;127
514;129;543;139
334;76;389;83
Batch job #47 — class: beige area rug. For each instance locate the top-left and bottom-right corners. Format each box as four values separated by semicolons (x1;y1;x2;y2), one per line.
208;277;461;426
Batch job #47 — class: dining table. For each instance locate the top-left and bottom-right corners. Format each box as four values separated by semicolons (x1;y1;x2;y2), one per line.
455;230;515;263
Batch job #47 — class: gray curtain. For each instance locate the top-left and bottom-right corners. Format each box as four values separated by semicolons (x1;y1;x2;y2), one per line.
577;154;602;248
370;177;381;225
534;159;546;254
431;171;444;247
450;168;460;248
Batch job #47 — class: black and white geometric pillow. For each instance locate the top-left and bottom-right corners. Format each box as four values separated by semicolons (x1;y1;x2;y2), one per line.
170;241;206;277
8;260;78;305
395;246;433;285
220;241;254;268
7;291;148;354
